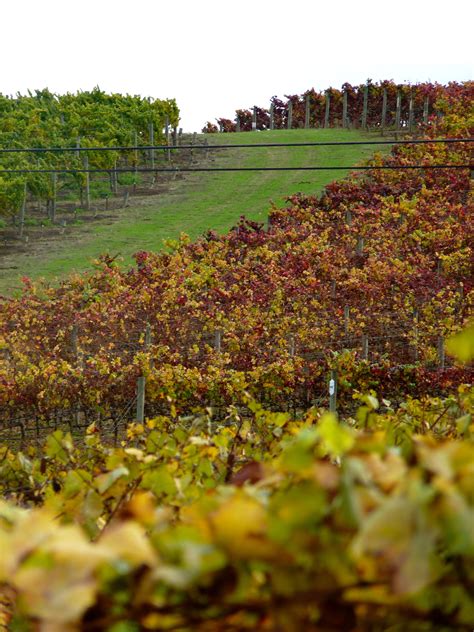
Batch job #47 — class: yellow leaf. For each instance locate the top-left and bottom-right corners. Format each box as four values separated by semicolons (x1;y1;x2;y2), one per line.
99;521;158;567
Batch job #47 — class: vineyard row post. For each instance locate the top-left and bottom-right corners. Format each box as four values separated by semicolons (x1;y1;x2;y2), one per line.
214;329;222;353
423;96;429;124
49;172;57;223
408;94;414;132
165;116;171;162
437;336;445;369
361;84;369;130
272;86;429;131
136;322;152;423
329;370;337;413
395;92;402;131
18;182;27;238
342;91;348;129
305;94;310;129
83;154;91;211
149;121;156;184
381;88;388;134
361;334;369;361
324;91;330;129
134;130;139;180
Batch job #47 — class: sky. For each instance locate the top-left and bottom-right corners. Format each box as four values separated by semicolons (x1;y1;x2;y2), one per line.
1;0;472;132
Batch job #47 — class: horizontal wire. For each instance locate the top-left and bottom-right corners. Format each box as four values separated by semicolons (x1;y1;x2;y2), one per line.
0;164;471;174
0;138;472;154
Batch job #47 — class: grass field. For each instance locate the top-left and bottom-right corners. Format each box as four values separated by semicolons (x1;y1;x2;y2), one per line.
0;129;390;294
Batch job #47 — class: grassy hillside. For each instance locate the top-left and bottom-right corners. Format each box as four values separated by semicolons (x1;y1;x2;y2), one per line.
0;129;387;294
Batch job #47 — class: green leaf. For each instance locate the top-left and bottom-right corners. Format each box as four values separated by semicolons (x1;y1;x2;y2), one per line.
45;430;73;463
456;414;472;436
318;413;355;458
446;325;474;363
267;412;290;427
280;427;319;472
63;470;90;499
197;459;213;478
142;466;176;496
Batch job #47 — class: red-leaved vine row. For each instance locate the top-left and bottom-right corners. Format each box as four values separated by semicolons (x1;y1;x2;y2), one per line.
0;86;472;424
202;80;473;132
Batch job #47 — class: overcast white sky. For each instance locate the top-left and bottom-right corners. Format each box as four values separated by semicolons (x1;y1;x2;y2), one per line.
1;0;472;132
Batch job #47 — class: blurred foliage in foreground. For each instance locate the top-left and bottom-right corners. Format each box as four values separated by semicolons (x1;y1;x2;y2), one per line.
0;364;473;630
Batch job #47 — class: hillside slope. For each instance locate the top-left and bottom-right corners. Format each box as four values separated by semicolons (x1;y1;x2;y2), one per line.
0;86;472;421
0;129;384;294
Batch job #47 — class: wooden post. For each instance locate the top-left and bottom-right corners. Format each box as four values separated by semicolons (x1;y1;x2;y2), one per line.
148;121;155;168
190;131;197;162
287;100;293;129
214;329;222;353
395;91;401;132
289;334;296;358
344;306;350;335
136;322;152;423
381;88;387;133
305;94;310;129
252;106;257;131
437;336;445;369
145;322;152;348
136;377;146;423
148;121;155;184
324;91;330;128
269;102;274;130
165;116;171;162
134;130;139;181
423;96;429;124
83;154;91;210
71;324;84;424
408;94;414;132
18;182;27;238
361;83;369;129
361;334;369;360
329;370;337;413
342;90;348;128
76;137;83;205
50;172;57;223
112;159;118;195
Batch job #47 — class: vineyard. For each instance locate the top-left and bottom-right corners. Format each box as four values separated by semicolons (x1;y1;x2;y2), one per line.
0;127;386;295
0;88;179;223
0;80;473;630
204;80;471;133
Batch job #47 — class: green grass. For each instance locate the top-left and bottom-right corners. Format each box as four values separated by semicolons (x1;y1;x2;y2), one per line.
0;129;390;294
